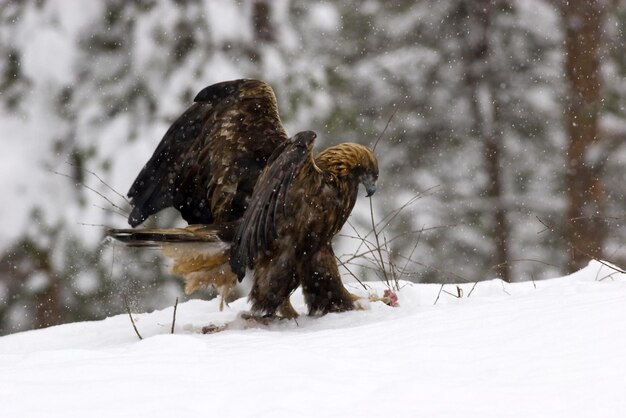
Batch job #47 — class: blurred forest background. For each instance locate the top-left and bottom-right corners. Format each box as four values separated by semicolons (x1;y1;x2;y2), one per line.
1;0;625;335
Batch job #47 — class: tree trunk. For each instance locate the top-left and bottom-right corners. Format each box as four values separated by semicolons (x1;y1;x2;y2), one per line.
252;0;274;43
249;0;274;62
561;0;606;271
464;0;511;281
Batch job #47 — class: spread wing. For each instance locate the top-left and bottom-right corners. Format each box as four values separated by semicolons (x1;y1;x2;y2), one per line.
127;79;289;227
229;131;317;280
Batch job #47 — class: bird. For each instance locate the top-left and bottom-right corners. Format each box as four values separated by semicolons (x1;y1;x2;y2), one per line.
108;79;378;318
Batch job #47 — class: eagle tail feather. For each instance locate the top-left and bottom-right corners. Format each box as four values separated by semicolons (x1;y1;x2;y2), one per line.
107;226;239;308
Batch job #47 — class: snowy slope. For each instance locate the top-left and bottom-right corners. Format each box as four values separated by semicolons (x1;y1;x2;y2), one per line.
1;260;626;418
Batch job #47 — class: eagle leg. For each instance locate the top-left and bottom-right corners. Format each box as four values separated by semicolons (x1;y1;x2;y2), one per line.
249;254;300;317
301;246;356;315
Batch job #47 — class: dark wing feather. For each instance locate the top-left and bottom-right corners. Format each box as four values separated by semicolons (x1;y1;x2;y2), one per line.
106;224;234;247
127;79;288;227
229;131;316;280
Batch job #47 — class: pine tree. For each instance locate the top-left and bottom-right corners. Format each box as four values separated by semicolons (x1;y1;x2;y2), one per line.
559;0;607;271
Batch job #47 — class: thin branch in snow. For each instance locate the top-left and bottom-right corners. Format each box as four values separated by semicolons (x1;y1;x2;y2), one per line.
500;281;510;296
383;233;401;290
335;256;369;290
398;227;423;281
171;297;179;334
441;287;463;298
341;187;452;290
467;282;479;297
369;197;391;288
434;284;445;305
123;293;143;340
597;272;619;282
398;256;470;283
341;224;379;258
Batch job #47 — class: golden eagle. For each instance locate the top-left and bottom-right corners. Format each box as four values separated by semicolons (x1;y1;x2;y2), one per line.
109;79;378;318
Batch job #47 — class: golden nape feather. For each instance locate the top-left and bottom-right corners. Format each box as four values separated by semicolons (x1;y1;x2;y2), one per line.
314;143;379;178
107;226;238;310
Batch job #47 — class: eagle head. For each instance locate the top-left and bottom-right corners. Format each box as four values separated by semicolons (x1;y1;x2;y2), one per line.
361;170;377;197
315;143;379;197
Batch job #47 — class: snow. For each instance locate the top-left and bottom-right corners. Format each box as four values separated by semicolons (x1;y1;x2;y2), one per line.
1;260;625;418
307;3;340;32
205;1;252;44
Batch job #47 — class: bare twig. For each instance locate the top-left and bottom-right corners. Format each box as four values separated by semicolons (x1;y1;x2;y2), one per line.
500;281;511;296
536;217;626;274
507;258;560;269
369;197;391;287
441;288;463;298
338;224;450;249
597;272;619;282
383;233;400;290
52;169;129;216
372;107;398;152
341;186;457;291
346;189;436;258
77;222;109;228
466;282;479;297
398;228;423;281
93;204;128;219
394;255;471;283
345;220;380;259
66;161;130;204
110;241;116;281
336;256;369;290
171;297;179;334
123;293;143;340
366;189;437;240
337;224;452;267
434;284;445;305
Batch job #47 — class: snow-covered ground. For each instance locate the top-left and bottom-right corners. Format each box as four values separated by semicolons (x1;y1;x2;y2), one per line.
1;260;625;418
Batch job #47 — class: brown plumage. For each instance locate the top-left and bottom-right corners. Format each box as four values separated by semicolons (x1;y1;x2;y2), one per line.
109;79;378;317
127;79;287;226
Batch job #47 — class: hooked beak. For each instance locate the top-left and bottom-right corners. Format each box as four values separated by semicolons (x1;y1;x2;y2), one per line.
362;175;377;197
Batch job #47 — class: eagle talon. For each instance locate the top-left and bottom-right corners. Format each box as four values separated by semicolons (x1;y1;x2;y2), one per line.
239;312;287;327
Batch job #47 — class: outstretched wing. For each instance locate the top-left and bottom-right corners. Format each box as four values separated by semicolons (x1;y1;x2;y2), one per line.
127;79;289;227
229;131;317;280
